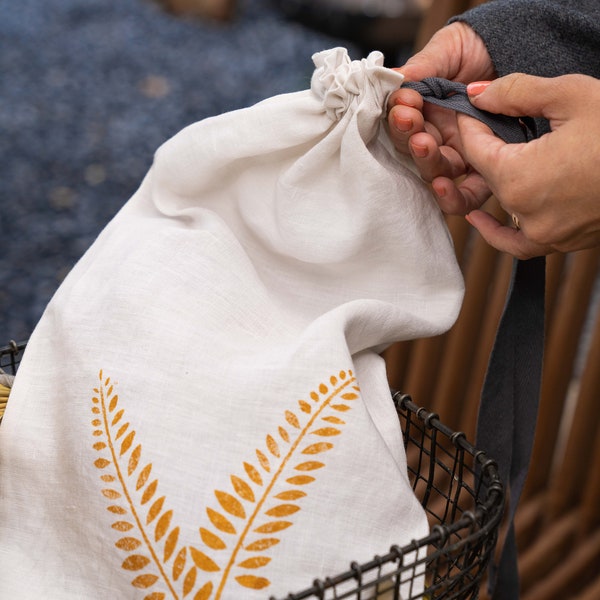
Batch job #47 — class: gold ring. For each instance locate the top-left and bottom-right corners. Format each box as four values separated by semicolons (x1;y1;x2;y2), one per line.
511;213;521;230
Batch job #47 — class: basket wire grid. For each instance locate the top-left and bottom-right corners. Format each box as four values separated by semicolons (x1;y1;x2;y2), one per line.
0;341;504;599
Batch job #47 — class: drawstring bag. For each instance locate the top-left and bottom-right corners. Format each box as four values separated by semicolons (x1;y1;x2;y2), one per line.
0;48;464;599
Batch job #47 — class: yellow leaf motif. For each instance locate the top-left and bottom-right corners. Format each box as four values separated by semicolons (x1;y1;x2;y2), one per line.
265;504;300;517
122;555;151;571
235;575;270;590
243;462;263;486
190;547;221;572
245;538;280;552
311;427;341;436
116;537;143;551
92;368;358;598
294;461;324;471
254;520;292;534
183;566;197;597
231;475;254;503
215;490;245;519
194;581;213;600
200;527;227;550
155;510;173;542
237;556;271;569
207;508;236;534
91;373;191;600
132;574;159;589
274;490;306;501
301;442;333;455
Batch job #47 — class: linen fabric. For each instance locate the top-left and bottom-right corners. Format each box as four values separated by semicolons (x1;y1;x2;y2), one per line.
0;48;463;599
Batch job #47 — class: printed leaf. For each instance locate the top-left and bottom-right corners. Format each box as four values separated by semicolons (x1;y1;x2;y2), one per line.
95;458;110;469
101;474;115;483
141;480;158;505
275;490;306;501
265;504;300;517
311;427;341;437
107;505;127;515
128;444;141;475
286;475;315;485
331;404;350;412
172;547;187;581
144;593;165;600
235;575;270;590
112;521;134;532
266;435;280;458
183;566;197;596
237;556;271;569
115;536;143;551
329;375;338;386
278;426;290;443
256;449;270;472
122;555;151;571
215;490;245;519
190;547;221;572
310;391;319;402
207;508;236;534
137;463;152;490
294;461;324;471
146;496;165;524
285;410;300;429
108;394;118;412
116;422;129;440
341;392;358;400
132;574;159;589
92;429;103;437
231;475;255;503
302;442;333;455
200;527;227;550
322;416;345;425
243;462;263;486
155;509;173;542
163;526;179;562
254;520;292;534
120;430;136;456
102;489;122;500
93;442;106;451
298;400;311;414
92;418;101;427
112;408;124;426
194;581;213;600
318;383;328;394
92;406;100;415
245;538;280;552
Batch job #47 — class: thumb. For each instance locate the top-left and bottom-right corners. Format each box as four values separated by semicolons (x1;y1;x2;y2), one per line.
467;73;565;119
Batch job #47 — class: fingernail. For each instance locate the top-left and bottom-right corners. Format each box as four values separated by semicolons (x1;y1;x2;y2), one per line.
393;115;413;132
467;81;491;96
412;144;428;158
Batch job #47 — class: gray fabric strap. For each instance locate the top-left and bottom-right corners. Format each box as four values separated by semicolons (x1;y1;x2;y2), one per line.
403;77;535;143
403;78;545;599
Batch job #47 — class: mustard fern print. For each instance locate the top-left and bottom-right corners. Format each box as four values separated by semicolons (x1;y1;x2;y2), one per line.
191;370;360;598
91;369;360;599
91;371;191;600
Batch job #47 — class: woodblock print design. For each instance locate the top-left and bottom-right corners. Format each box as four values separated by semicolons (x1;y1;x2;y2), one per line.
91;369;359;599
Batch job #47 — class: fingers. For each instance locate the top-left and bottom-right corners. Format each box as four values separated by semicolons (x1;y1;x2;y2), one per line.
388;88;425;152
467;72;569;119
465;210;551;259
432;172;492;215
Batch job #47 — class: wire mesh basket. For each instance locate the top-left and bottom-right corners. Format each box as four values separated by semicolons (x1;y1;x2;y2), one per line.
0;340;504;599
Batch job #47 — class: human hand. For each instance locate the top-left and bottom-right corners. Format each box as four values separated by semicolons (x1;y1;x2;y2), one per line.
387;22;495;197
459;73;600;258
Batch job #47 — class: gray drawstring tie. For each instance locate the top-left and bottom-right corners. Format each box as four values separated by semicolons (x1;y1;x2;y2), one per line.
403;77;536;143
403;77;544;600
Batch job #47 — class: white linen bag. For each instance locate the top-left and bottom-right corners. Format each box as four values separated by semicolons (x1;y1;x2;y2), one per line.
0;48;464;599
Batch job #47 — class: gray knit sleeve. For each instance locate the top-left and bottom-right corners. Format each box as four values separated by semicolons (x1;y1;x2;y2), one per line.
451;0;600;79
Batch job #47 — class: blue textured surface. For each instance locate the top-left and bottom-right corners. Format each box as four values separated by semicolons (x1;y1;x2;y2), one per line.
0;0;378;341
